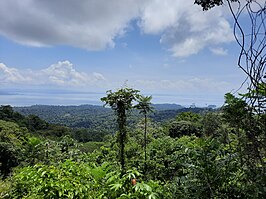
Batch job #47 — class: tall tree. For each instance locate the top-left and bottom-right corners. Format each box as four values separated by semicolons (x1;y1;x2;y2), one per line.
135;95;154;175
101;88;139;175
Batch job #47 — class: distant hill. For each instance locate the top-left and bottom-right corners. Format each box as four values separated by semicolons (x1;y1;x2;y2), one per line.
151;107;212;122
14;104;113;128
14;104;210;128
152;103;184;111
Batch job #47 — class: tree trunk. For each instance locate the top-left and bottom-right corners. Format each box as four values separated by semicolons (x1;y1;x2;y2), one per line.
118;109;126;177
144;114;147;176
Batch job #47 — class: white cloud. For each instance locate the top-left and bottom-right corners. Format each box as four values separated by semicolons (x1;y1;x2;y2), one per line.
210;47;228;56
0;0;143;50
0;63;31;83
92;72;106;81
0;61;107;88
0;0;234;57
134;78;231;94
152;1;234;57
42;61;90;86
139;0;184;34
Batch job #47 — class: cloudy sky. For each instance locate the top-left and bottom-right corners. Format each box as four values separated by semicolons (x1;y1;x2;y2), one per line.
0;0;248;106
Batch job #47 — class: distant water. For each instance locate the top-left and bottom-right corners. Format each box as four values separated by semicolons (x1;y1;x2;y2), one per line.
0;90;104;106
0;89;224;107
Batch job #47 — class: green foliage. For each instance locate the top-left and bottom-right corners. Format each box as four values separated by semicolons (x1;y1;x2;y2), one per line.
0;105;70;139
101;87;140;174
135;95;154;176
1;90;265;198
9;160;96;199
99;169;166;199
169;112;202;137
194;0;238;10
0;118;77;176
175;111;202;123
241;83;266;98
168;136;265;199
71;128;109;142
101;88;140;113
26;115;49;131
151;107;209;122
14;104;211;142
222;93;266;196
146;136;178;181
169;120;199;138
14;105;122;142
223;93;249;127
166;137;235;198
78;141;104;153
0;106;25;126
0;178;11;198
0;120;28;177
124;119;167;172
135;95;154;115
15;105;112;126
202;112;222;137
8;161;165;199
145;136;197;181
44;124;70;138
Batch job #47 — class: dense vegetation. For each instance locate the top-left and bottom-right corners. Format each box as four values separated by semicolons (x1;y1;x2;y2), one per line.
0;89;265;198
14;104;213;143
14;103;188;127
1;1;264;198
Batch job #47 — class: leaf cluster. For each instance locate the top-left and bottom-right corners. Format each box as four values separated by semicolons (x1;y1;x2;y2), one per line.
194;0;238;11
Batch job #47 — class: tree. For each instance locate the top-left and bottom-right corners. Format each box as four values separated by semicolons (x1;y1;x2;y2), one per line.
175;111;201;123
223;93;265;164
194;0;238;11
169;120;199;138
0;120;28;177
101;88;140;174
222;93;265;192
135;95;154;175
168;112;202;138
202;112;222;137
26;114;48;131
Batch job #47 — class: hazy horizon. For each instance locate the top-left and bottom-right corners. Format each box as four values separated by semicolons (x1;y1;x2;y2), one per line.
0;88;223;107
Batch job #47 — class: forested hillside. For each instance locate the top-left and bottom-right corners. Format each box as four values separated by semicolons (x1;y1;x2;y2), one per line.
14;104;211;127
13;104;212;143
1;90;265;198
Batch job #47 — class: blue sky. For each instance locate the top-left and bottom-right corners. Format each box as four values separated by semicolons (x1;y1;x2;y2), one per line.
0;0;248;106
